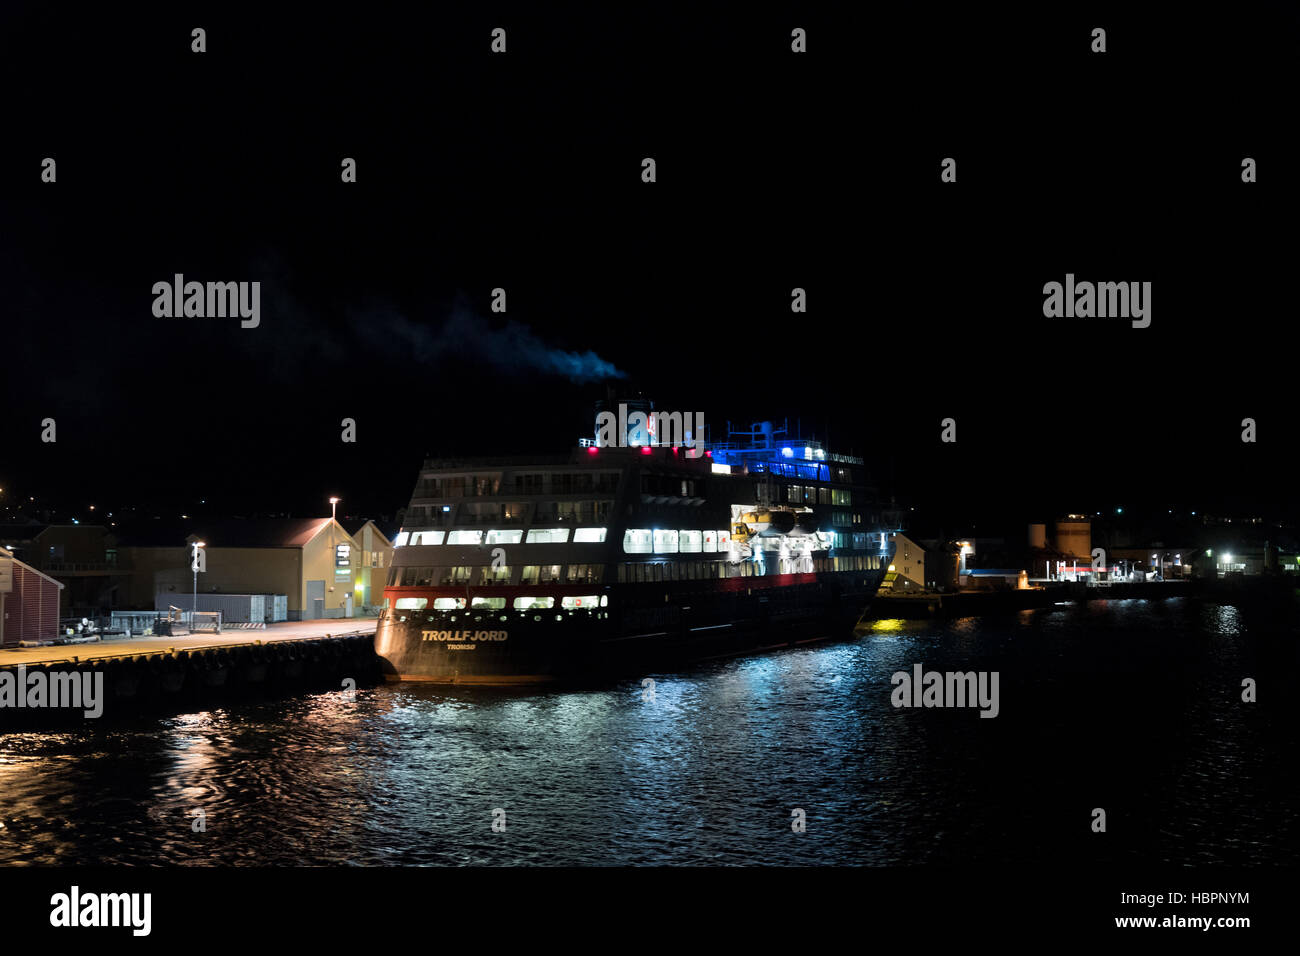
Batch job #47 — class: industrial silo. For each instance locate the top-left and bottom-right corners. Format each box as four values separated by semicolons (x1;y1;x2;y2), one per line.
1054;516;1092;560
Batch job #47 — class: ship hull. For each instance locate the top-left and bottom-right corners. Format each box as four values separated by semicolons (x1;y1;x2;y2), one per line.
375;570;884;683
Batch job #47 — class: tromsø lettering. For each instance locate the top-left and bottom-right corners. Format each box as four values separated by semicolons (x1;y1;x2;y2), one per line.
152;274;261;328
1042;273;1151;328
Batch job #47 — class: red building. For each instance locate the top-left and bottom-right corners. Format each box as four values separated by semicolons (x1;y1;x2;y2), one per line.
0;547;64;646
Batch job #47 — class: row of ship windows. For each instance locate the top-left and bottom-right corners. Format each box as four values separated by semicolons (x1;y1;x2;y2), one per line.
389;564;605;586
404;501;615;526
395;528;609;547
622;530;874;552
617;555;881;582
395;527;876;554
395;594;608;611
387;554;884;589
782;485;852;506
415;472;622;497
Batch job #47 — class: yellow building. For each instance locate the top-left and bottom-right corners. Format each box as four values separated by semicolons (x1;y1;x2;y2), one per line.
122;517;393;620
883;532;927;591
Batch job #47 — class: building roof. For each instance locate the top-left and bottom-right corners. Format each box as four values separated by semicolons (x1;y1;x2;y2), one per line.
119;517;333;549
341;518;398;544
0;547;65;588
0;523;46;542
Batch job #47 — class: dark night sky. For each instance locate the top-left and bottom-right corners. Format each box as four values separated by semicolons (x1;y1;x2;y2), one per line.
2;3;1297;537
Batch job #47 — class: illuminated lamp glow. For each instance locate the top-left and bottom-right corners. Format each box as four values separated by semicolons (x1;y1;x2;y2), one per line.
586;446;598;455
705;450;712;457
640;447;652;455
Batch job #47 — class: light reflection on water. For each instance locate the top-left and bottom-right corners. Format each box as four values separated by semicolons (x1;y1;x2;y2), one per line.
0;598;1295;866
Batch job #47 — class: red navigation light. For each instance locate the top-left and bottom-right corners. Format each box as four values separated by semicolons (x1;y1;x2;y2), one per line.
671;446;679;456
705;450;713;457
640;446;652;455
586;446;598;455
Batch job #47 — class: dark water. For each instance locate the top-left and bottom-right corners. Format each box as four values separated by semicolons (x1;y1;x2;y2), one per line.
1;598;1295;865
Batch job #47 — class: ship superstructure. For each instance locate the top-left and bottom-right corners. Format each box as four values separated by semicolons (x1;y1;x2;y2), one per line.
374;406;895;682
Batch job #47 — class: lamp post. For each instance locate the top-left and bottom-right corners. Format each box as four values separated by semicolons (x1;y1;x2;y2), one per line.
191;540;206;626
329;497;340;618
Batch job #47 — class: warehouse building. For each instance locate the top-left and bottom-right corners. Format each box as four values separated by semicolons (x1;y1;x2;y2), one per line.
0;545;65;646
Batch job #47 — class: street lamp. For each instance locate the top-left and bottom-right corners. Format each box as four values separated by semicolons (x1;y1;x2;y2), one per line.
191;540;206;626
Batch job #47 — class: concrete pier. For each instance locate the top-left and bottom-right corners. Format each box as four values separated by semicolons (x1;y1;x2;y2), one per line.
0;620;382;729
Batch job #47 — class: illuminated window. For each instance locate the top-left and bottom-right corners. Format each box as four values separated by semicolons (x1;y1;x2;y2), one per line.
446;530;483;545
482;564;511;585
393;532;410;547
520;565;563;584
653;529;679;553
513;596;554;609
565;563;603;583
623;529;653;554
411;531;444;545
527;528;571;544
560;595;599;609
485;529;523;545
395;597;428;609
573;527;608;543
679;530;702;553
471;597;506;609
702;531;718;552
432;597;466;610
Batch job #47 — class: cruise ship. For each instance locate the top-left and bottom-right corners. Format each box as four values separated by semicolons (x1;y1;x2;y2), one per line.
374;401;897;682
